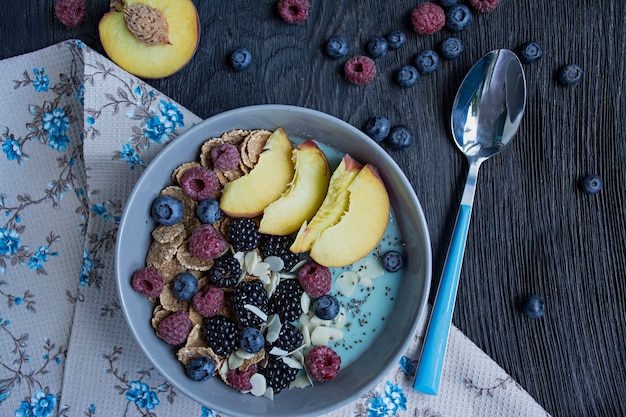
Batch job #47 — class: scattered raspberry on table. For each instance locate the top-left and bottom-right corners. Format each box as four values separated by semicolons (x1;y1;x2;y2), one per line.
411;2;446;35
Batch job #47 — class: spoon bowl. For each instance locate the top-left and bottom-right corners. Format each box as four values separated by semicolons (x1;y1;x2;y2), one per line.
414;49;526;395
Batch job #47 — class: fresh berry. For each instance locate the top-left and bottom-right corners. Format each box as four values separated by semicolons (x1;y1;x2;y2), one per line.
277;0;310;24
172;273;198;300
157;310;192;345
54;0;86;28
181;166;219;200
386;30;406;50
325;35;349;59
189;224;228;260
439;0;458;7
364;116;391;142
228;218;261;252
411;2;446;35
344;56;376;85
197;198;222;224
208;255;242;288
440;36;464;59
313;295;340;320
231;280;270;328
445;4;473;32
192;284;224;317
211;143;240;171
387;126;414;149
579;174;603;194
266;322;303;353
415;50;439;74
381;250;404;272
240;327;265;354
186;356;215;382
230;48;252;71
522;295;545;319
262;357;299;393
270;279;304;323
367;37;389;59
558;64;583;86
395;65;420;88
151;195;184;226
297;261;332;298
259;234;301;271
204;315;240;356
468;0;500;12
227;364;257;391
131;267;164;298
518;41;543;64
305;346;341;382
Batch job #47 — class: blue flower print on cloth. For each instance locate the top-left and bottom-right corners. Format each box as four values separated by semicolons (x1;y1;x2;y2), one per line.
15;389;58;417
125;381;160;411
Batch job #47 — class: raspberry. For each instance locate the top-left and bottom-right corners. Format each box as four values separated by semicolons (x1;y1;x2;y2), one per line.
227;364;258;391
468;0;500;12
131;267;164;298
344;56;376;85
297;261;331;298
189;224;228;260
54;0;86;28
192;284;225;317
305;346;341;382
157;310;192;345
211;143;240;171
277;0;310;24
411;2;446;35
180;166;219;200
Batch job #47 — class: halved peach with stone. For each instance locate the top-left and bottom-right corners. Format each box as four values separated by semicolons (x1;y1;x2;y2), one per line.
99;0;200;79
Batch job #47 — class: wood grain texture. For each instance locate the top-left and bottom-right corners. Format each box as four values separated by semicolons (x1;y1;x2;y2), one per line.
1;1;625;416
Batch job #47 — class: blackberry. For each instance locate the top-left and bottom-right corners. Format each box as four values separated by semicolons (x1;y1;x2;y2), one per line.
203;315;240;356
270;279;304;323
209;255;242;288
261;357;299;393
266;322;304;353
229;218;261;252
231;280;270;328
259;234;301;271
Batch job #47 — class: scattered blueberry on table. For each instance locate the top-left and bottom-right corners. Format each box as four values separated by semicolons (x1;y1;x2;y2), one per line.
558;63;584;86
440;36;464;59
230;47;252;71
324;34;349;59
522;295;545;319
415;49;440;74
367;36;389;58
364;116;391;142
518;41;544;64
395;65;420;88
445;4;473;32
579;174;603;194
439;0;459;7
386;30;407;50
387;126;415;149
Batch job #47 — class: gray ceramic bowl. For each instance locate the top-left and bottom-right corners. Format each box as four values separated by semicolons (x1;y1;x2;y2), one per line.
115;105;431;417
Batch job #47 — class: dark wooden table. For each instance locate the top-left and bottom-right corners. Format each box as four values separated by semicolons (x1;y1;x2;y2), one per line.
2;1;624;416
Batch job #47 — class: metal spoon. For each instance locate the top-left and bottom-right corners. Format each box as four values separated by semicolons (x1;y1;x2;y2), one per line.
413;49;526;395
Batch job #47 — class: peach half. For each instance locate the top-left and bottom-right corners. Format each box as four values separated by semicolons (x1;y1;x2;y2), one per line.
99;0;200;79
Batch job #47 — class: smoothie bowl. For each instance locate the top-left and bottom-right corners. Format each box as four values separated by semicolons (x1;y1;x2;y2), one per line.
115;105;431;417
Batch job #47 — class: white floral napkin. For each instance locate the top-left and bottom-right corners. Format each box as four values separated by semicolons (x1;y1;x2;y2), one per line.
0;41;550;417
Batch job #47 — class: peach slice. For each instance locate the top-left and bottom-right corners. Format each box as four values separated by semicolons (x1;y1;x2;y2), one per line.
258;140;331;236
99;0;200;79
219;128;295;218
304;164;390;267
290;154;362;254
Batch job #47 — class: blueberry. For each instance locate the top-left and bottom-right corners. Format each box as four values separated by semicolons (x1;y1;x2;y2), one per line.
367;37;389;59
558;64;583;86
439;0;458;7
440;37;464;59
522;295;545;319
230;48;252;71
386;30;406;50
386;126;414;149
313;295;340;320
325;35;348;59
518;41;543;64
240;327;265;353
415;50;439;75
197;198;222;224
395;65;420;88
579;174;603;194
381;250;404;272
445;4;472;32
186;356;215;381
364;116;391;142
151;195;183;226
172;273;198;300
